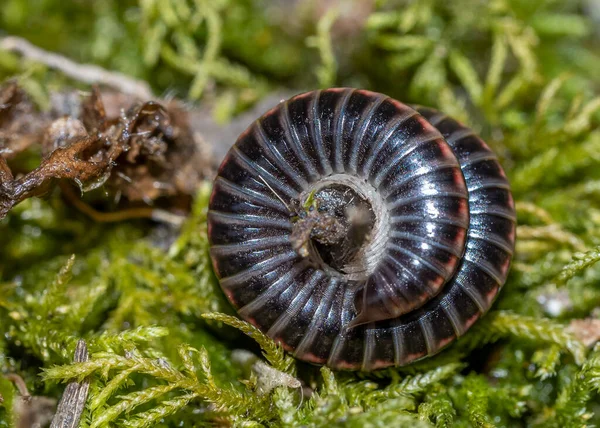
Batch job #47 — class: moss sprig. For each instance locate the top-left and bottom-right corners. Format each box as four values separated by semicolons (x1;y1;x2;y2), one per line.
202;312;297;376
43;344;276;427
552;346;600;426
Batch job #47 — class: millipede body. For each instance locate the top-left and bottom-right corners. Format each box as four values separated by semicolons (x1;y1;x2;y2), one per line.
207;88;516;370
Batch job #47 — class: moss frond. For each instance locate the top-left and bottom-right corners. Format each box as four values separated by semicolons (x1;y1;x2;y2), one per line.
202;312;296;376
531;344;563;380
0;375;16;426
44;343;277;426
368;363;462;402
461;375;494;428
307;7;339;88
552;346;600;426
418;390;455;427
468;311;586;364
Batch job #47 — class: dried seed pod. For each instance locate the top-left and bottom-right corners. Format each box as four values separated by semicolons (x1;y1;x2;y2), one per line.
208;88;516;370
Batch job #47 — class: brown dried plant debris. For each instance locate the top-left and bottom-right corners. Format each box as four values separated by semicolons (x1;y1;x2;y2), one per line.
5;373;57;428
50;340;90;428
0;81;213;220
1;36;153;100
0;81;47;159
567;317;600;348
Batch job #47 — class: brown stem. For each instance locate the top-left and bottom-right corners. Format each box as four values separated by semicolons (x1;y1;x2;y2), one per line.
60;183;185;226
0;36;153;100
50;340;90;428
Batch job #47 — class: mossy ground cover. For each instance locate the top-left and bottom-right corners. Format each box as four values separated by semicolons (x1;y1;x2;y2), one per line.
1;0;600;426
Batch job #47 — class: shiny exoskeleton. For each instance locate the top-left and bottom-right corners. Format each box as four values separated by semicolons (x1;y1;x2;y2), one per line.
208;88;516;370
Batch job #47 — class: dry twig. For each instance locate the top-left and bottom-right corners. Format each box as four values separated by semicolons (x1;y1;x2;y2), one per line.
50;340;90;428
0;36;153;100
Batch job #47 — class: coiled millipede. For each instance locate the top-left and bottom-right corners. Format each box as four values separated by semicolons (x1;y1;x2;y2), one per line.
207;88;516;370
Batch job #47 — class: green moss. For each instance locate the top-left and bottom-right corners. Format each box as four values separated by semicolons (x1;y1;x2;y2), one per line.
1;0;600;426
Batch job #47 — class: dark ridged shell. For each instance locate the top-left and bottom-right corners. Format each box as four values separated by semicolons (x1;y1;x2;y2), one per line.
208;88;516;370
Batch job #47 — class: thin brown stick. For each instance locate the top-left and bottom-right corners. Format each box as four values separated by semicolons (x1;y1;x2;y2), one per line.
5;373;30;398
50;340;90;428
6;373;57;428
0;36;154;100
60;182;185;226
